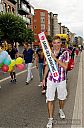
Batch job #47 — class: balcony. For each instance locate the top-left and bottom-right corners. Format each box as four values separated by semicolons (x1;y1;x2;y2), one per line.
0;3;3;12
18;14;30;24
24;0;29;4
18;3;30;15
22;16;30;24
8;0;17;4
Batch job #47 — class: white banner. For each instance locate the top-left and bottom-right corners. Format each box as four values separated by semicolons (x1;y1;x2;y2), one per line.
38;32;59;80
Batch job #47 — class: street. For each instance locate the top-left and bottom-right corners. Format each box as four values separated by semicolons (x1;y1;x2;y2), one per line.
0;52;83;128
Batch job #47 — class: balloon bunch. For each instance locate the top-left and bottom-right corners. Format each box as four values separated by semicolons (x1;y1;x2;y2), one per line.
16;57;25;71
0;51;25;73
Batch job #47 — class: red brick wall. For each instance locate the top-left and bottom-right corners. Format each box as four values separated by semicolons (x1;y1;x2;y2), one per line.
33;9;48;46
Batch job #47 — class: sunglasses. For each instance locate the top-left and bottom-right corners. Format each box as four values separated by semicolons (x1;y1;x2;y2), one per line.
53;42;61;44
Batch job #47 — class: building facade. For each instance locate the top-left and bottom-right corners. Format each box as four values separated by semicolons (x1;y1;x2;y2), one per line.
1;0;17;14
33;9;48;45
53;14;60;36
17;0;34;29
48;13;50;35
49;12;60;37
58;23;61;34
0;0;34;30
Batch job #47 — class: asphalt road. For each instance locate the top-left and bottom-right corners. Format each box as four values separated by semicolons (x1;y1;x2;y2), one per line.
0;52;83;128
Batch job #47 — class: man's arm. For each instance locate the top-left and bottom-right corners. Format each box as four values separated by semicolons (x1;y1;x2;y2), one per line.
43;64;49;79
51;52;69;70
35;54;39;68
42;64;49;87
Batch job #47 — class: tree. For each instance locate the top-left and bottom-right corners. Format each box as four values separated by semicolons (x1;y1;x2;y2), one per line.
0;13;34;44
46;35;53;43
46;35;53;47
24;28;34;44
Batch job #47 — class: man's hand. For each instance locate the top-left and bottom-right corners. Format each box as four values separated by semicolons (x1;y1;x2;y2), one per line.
36;64;38;69
51;52;56;60
42;79;45;89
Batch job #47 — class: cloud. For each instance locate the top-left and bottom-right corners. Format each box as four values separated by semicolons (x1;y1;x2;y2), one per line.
30;0;83;37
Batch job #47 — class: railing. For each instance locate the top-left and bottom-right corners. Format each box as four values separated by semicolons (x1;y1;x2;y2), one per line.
21;3;30;14
24;0;29;3
8;0;17;3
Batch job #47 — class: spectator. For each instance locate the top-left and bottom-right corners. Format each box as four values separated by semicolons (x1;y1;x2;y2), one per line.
23;42;34;85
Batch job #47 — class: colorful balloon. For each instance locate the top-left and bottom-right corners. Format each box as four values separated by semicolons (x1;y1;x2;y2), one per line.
2;65;9;72
0;55;4;63
1;51;8;59
8;65;13;72
3;57;11;66
10;60;16;67
17;64;25;71
8;55;11;60
0;63;3;68
15;57;23;65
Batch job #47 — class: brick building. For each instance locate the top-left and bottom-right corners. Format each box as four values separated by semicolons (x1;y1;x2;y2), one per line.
33;9;48;46
1;0;17;14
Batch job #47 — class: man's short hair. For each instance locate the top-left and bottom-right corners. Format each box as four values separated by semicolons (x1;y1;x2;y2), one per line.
24;42;29;46
53;36;61;41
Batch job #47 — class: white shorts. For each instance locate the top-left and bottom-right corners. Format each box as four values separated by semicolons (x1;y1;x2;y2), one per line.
46;79;67;102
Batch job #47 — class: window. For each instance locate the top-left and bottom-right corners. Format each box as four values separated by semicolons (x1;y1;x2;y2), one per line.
8;5;11;12
40;12;45;16
41;17;45;23
34;26;36;29
3;3;7;13
12;7;15;13
41;24;45;31
34;19;37;22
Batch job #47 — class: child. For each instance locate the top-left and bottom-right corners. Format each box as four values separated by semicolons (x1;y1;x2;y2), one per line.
7;43;18;83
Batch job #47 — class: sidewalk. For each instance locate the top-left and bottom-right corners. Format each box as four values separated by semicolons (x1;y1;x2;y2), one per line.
54;51;83;128
71;51;83;128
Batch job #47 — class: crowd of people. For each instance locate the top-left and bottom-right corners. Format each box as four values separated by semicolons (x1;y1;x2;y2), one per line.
0;37;82;128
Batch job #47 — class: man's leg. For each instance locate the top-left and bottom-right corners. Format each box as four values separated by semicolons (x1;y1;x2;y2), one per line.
38;63;44;86
47;101;55;118
26;63;33;84
13;70;16;82
57;80;67;119
38;63;43;82
10;71;13;82
46;79;56;128
59;100;64;109
30;63;33;79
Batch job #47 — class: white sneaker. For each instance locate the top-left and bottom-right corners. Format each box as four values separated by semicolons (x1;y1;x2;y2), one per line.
0;86;1;89
25;80;30;85
31;76;33;80
46;118;53;128
59;109;65;119
38;82;42;87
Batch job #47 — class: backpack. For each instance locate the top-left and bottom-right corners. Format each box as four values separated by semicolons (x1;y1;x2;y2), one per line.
67;58;74;71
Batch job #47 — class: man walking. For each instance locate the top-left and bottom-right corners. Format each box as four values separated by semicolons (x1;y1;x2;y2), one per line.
23;42;34;85
42;36;69;128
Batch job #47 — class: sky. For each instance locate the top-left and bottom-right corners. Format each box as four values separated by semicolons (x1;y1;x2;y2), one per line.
30;0;83;38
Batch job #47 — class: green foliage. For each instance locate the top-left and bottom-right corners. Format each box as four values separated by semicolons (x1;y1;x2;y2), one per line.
0;13;34;44
46;35;53;43
46;35;53;47
24;28;34;44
